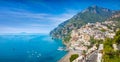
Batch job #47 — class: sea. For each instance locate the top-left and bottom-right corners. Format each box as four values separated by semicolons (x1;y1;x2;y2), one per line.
0;34;67;62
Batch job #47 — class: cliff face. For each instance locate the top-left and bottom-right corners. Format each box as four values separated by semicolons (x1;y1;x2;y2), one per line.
50;5;118;43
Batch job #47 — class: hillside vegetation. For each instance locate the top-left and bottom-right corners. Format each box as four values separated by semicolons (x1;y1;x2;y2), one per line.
103;30;120;62
50;5;119;43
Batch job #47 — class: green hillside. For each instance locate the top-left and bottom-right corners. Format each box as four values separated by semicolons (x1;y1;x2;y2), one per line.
50;5;118;43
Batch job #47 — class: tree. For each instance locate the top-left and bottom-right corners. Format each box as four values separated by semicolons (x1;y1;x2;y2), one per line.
69;54;79;62
116;30;120;36
114;35;120;44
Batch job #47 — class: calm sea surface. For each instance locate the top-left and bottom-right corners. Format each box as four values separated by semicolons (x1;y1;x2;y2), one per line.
0;34;67;62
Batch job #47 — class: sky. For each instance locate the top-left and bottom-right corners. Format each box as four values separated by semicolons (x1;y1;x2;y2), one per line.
0;0;120;34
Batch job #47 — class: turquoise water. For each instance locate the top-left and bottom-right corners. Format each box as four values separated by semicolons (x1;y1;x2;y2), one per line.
0;34;67;62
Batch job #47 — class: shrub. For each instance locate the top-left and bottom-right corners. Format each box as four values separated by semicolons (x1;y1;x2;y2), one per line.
69;54;79;62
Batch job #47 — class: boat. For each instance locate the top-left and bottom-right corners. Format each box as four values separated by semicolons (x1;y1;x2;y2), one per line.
57;47;65;51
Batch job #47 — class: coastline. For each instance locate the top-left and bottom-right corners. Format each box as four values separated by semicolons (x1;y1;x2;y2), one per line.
58;50;78;62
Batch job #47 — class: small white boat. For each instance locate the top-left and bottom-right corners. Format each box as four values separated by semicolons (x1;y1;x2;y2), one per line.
57;47;64;51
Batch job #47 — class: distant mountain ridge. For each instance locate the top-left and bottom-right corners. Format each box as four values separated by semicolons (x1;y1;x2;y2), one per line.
50;5;120;43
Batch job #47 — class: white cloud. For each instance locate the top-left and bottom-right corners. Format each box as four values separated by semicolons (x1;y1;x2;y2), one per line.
0;9;77;33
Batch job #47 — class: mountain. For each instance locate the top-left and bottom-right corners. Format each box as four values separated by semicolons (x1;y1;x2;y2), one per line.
50;5;119;43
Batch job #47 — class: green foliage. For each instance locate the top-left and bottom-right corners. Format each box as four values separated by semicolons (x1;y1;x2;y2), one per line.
114;35;120;44
88;37;97;48
69;54;79;62
103;30;120;62
103;51;120;62
83;50;86;55
100;28;106;32
103;38;120;62
116;30;120;36
90;37;96;45
103;38;113;54
63;32;71;43
114;30;120;44
89;37;103;49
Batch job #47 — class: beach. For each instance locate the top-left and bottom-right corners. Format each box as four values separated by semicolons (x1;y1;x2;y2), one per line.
59;50;78;62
